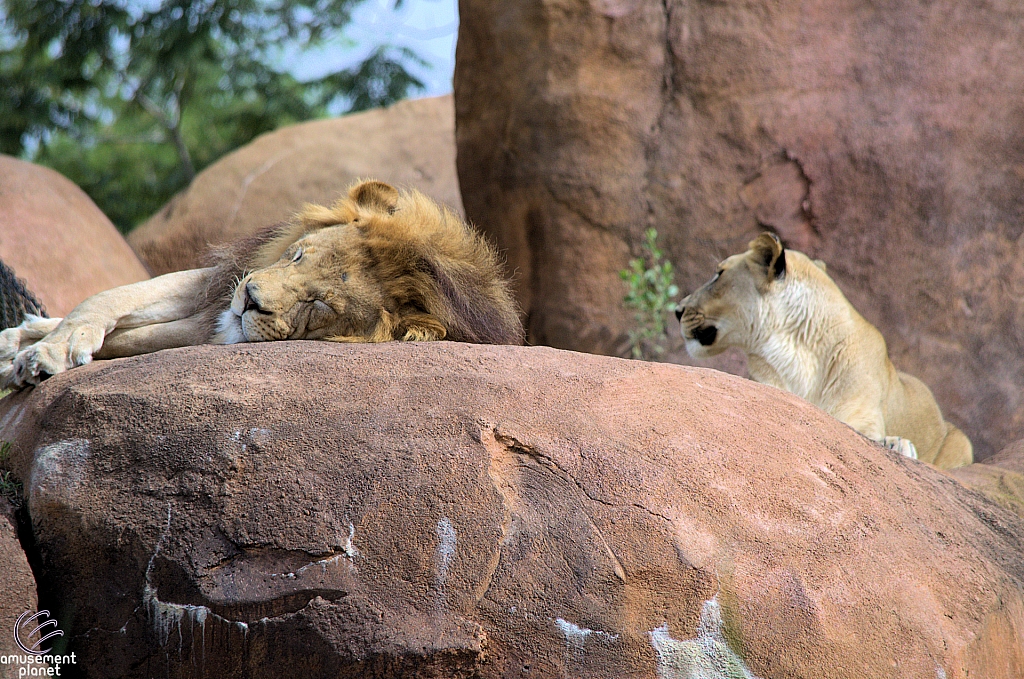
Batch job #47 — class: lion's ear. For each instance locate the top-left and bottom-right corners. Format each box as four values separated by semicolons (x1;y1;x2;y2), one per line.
749;232;786;280
349;180;399;215
813;259;827;273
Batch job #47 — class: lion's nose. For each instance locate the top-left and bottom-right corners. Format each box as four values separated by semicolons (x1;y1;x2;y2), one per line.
244;283;267;314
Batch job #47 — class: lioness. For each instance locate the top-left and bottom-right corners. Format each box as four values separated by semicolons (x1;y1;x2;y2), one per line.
1;180;523;388
675;233;972;469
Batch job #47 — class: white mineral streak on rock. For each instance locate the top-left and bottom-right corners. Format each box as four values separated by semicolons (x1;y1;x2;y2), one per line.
228;427;272;455
554;617;620;651
143;505;246;660
648;597;760;679
437;516;456;582
341;522;359;558
29;439;91;508
268;524;359;580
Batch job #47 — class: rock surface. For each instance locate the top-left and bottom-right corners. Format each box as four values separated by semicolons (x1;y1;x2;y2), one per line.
128;95;464;275
0;498;37;672
950;440;1024;521
454;0;1024;459
1;343;1023;678
0;155;149;316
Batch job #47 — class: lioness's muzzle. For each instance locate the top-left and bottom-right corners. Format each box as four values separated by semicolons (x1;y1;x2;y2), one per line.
676;303;718;346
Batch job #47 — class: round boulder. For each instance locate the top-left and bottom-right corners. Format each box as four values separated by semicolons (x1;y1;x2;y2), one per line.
0;155;149;316
1;343;1023;678
128;95;464;275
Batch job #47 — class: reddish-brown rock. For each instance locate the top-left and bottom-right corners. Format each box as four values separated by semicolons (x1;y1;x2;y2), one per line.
950;440;1024;521
0;498;38;672
128;95;464;275
1;343;1022;678
0;155;149;316
454;0;1024;459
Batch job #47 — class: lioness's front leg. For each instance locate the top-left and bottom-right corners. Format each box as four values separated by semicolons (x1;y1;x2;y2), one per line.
881;436;918;460
3;268;216;388
833;402;918;460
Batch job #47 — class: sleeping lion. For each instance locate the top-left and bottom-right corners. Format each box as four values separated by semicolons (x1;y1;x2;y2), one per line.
1;180;523;389
675;233;972;470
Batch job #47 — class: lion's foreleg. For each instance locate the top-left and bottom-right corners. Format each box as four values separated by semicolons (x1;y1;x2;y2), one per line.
397;313;447;342
0;316;63;358
4;268;216;388
96;316;213;359
0;316;64;388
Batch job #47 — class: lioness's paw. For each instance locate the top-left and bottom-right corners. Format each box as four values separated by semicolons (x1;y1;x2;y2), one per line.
882;436;918;460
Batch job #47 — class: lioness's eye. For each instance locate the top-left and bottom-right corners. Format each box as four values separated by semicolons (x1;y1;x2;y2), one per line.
292;247;303;263
341;272;349;282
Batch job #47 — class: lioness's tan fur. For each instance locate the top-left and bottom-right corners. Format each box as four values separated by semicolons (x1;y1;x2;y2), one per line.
1;180;523;388
676;233;972;470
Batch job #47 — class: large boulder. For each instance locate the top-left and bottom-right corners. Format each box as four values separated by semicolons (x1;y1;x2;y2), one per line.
0;155;149;316
950;440;1024;521
454;1;1024;459
0;498;37;673
128;95;464;275
2;343;1023;678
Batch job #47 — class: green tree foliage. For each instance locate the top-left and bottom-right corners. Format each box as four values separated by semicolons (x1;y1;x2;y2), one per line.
0;0;425;232
620;228;680;361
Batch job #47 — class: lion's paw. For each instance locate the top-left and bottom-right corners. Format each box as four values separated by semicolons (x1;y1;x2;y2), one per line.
4;323;103;389
0;316;62;361
7;343;70;388
882;436;918;460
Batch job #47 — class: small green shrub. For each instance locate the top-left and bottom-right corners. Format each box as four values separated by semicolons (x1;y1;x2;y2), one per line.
620;228;680;360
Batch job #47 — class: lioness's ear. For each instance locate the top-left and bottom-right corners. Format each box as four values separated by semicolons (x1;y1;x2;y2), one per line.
813;259;827;273
349;180;399;215
749;232;786;280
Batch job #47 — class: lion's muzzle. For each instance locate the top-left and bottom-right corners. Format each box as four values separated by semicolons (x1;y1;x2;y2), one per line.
242;282;271;316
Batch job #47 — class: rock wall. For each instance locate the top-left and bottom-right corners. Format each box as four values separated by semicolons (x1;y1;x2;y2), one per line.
128;95;464;275
454;0;1024;459
1;343;1023;678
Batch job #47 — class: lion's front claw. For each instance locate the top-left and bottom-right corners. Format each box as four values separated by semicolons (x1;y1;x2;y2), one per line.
7;323;107;388
0;316;66;389
9;342;67;387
